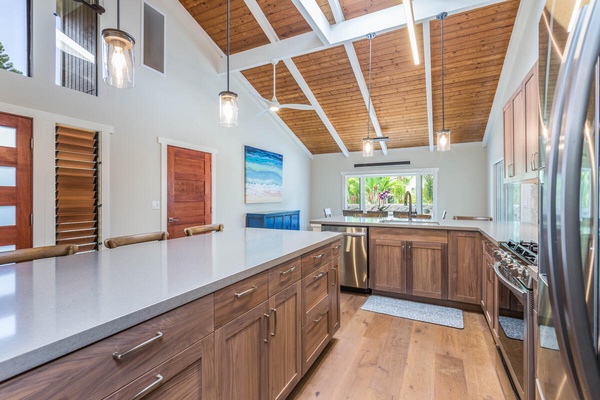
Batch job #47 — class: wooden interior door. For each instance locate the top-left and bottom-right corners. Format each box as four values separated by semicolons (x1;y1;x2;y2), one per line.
0;112;32;250
167;146;212;239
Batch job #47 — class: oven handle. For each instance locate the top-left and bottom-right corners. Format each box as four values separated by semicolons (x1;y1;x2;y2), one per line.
493;262;527;301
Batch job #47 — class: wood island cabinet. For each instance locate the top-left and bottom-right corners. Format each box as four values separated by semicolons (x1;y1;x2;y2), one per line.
370;228;448;300
448;231;482;305
0;239;342;400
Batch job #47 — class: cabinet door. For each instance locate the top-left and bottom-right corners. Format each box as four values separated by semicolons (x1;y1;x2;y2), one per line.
215;302;269;400
503;100;515;179
268;281;302;400
524;67;539;174
407;241;448;300
105;333;216;400
512;89;526;177
329;245;341;333
482;251;495;328
448;231;482;304
369;238;407;294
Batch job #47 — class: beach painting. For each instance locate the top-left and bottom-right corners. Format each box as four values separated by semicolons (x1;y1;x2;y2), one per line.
245;146;283;203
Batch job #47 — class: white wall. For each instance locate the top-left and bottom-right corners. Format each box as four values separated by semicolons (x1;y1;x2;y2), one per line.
310;142;488;220
0;0;312;245
484;0;545;217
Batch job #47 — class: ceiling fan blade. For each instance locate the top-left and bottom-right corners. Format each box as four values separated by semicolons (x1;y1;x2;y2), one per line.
256;108;270;117
278;104;314;111
249;92;270;103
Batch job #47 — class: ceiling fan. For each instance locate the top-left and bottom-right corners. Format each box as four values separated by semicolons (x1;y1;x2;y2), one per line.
253;60;314;115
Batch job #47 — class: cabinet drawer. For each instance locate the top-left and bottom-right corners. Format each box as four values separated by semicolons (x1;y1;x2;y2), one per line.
268;256;302;296
331;239;341;260
301;245;331;278
302;264;329;325
302;297;330;374
0;295;214;400
215;271;268;328
104;333;215;400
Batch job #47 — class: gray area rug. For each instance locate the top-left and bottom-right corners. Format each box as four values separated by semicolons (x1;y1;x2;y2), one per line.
361;295;464;329
539;325;560;350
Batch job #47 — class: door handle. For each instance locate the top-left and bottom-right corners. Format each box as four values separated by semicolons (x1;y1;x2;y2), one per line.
168;217;179;223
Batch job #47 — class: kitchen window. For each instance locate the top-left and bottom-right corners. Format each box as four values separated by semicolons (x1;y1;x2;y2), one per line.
343;169;438;218
0;0;30;76
55;0;98;95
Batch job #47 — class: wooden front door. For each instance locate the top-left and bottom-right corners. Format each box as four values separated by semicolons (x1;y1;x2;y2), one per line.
167;146;212;239
0;112;32;250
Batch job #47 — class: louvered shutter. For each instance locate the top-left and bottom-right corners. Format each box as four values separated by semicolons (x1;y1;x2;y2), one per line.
55;126;99;252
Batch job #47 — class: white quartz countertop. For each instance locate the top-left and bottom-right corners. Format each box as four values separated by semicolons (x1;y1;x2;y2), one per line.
0;228;341;382
310;216;538;245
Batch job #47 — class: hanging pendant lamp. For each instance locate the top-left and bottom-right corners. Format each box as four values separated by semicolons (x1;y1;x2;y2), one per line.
362;33;376;157
219;0;238;127
436;12;450;151
102;0;135;88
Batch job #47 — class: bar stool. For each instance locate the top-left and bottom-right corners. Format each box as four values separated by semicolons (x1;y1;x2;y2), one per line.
184;223;224;236
0;244;79;265
103;231;169;249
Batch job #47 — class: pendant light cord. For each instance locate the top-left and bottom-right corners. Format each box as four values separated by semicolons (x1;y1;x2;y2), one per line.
440;13;445;130
226;0;230;91
366;33;375;139
117;0;120;30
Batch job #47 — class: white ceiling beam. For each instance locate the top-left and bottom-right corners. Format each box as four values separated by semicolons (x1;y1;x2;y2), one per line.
219;32;326;74
236;72;314;159
344;43;388;155
243;0;280;43
327;0;344;23
283;58;350;157
289;0;331;44
222;0;507;73
423;21;434;152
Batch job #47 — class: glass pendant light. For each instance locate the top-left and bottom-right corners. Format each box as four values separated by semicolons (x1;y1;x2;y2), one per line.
436;12;450;151
102;0;135;88
362;33;376;157
219;0;238;127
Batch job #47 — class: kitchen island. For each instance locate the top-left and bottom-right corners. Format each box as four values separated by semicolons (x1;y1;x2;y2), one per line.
0;228;341;399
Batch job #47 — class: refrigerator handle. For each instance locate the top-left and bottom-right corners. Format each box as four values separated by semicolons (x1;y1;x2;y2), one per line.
548;3;600;399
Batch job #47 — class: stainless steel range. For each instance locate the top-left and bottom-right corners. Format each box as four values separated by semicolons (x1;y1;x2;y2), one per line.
493;240;536;400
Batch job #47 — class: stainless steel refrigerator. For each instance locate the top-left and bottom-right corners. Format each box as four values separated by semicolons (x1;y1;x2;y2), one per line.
539;0;600;399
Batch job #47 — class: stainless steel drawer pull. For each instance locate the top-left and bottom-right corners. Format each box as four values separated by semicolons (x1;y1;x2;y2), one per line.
280;266;296;275
333;244;341;249
130;374;163;400
112;331;163;360
313;271;326;280
314;313;324;323
313;253;325;259
264;313;270;343
235;285;257;298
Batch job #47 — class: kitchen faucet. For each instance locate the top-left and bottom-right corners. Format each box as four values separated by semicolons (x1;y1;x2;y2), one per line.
403;191;413;221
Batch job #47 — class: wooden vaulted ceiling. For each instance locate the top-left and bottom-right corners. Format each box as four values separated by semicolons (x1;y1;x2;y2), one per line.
180;0;520;155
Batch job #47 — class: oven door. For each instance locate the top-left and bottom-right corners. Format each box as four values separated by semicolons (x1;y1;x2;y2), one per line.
494;263;532;400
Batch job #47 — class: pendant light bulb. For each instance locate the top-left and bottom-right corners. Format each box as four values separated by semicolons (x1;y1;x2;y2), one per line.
436;12;450;152
363;138;374;157
220;0;238;126
102;0;135;88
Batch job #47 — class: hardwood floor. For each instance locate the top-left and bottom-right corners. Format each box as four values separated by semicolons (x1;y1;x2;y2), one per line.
288;293;517;400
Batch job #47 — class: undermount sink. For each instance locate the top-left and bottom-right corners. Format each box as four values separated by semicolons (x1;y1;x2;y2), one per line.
377;218;440;225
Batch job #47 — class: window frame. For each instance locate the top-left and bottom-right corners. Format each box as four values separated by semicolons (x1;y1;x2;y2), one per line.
141;0;167;76
341;168;439;218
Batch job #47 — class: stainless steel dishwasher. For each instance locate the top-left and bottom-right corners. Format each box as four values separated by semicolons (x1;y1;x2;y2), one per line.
322;225;368;291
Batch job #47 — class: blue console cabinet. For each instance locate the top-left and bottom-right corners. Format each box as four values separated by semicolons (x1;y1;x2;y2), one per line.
246;210;300;230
